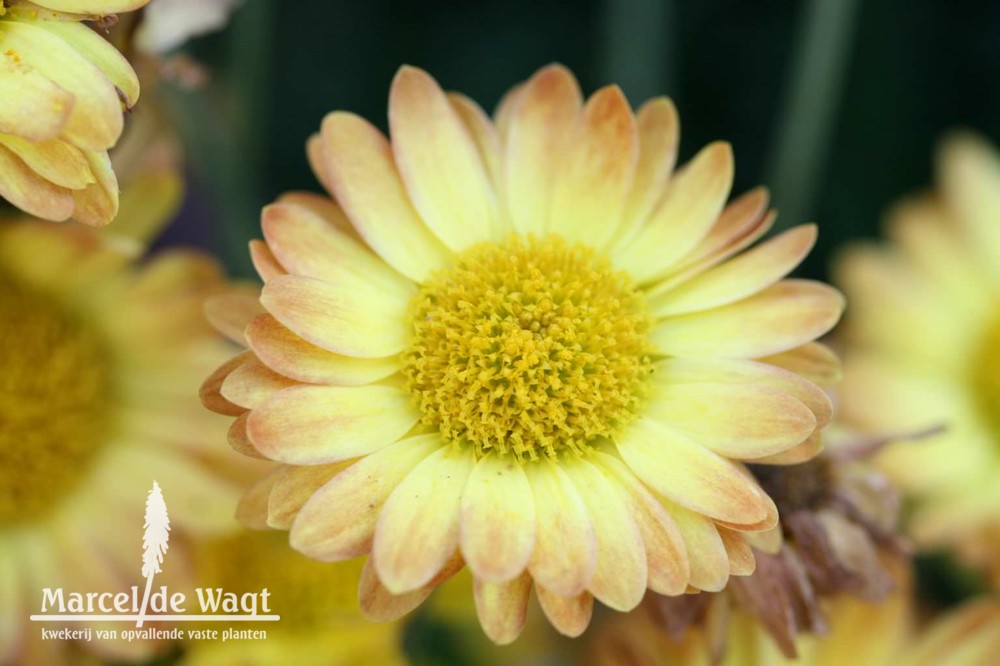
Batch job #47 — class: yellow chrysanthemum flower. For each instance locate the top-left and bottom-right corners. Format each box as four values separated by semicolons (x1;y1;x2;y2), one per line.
202;64;844;643
836;133;1000;585
0;0;150;224
0;213;248;663
593;575;1000;666
181;529;404;666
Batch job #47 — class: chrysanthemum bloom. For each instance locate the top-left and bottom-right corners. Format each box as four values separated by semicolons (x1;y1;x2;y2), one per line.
836;133;1000;587
650;426;913;660
181;529;404;666
0;0;150;224
0;213;248;663
591;569;1000;666
202;64;844;642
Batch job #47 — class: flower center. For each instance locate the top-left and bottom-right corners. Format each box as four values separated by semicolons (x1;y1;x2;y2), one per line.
403;235;654;461
0;274;113;525
970;308;1000;445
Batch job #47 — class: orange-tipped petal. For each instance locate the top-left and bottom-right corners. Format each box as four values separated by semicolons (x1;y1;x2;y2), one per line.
373;446;476;593
473;573;532;645
290;435;443;561
615;418;772;526
618;97;680;243
219;355;298;409
526;462;597;597
535;586;593;638
651;279;845;358
0;145;74;221
389;66;500;247
247;384;419;464
665;502;729;592
266;461;351;530
460;453;536;584
320;111;452;281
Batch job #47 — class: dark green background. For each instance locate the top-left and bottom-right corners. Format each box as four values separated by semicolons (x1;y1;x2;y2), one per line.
164;0;1000;282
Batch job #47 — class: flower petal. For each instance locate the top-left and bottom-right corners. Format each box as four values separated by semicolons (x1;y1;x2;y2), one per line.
261;201;413;295
617;97;680;244
220;355;299;409
613;142;734;282
473;573;532;645
246;313;400;386
651;280;845;358
0;21;122;150
548;85;638;249
0;59;72;142
320;111;452;281
374;446;476;593
502;64;582;235
718;527;756;576
0;145;73;220
260;273;409;358
200;352;251;416
247;384;419;464
649;224;817;316
204;287;265;345
0;134;93;189
70;150;118;226
615;418;772;526
758;342;842;387
290;435;443;561
526;462;597;597
645;381;817;458
448;92;503;191
590;451;689;596
566;457;647;611
248;239;286;282
460;453;536;584
267;461;351;529
358;556;433;622
535;586;593;638
665;502;729;591
389;66;500;248
227;412;265;459
236;468;280;530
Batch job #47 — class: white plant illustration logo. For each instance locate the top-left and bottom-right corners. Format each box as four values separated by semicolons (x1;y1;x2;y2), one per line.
136;481;170;628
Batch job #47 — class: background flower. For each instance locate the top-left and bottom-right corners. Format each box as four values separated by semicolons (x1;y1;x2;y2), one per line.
836;133;1000;587
0;0;151;224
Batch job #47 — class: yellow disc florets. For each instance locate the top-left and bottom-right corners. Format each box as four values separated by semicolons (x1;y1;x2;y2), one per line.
970;309;1000;443
0;274;113;524
403;235;654;462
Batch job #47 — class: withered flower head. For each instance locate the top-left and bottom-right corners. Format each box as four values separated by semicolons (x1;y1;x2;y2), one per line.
647;427;934;661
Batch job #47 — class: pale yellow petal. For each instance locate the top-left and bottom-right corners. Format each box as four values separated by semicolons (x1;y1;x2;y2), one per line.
665;502;729;591
548;85;638;248
646;381;816;458
617;97;680;243
0;21;122;150
447;92;503;191
613;142;734;282
220;355;299;409
535;586;593;638
248;239;286;282
389;65;500;247
718;527;755;576
290;435;443;561
566;457;646;611
374;446;476;593
615;418;772;526
502;64;582;235
0;144;73;220
651;279;844;358
590;451;689;595
0;133;93;189
247;313;400;386
247;384;419;464
473;573;532;645
199;351;251;417
266;461;352;530
70;149;118;226
649;224;817;316
260;273;408;358
204;287;265;345
460;453;536;584
759;342;842;386
526;462;597;597
320;111;452;281
0;59;72;141
261;201;413;295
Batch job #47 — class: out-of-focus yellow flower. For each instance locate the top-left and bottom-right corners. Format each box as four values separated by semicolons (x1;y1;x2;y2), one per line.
0;0;150;224
592;572;1000;666
180;529;404;666
0;199;247;663
836;132;1000;585
202;64;844;642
